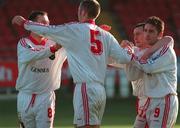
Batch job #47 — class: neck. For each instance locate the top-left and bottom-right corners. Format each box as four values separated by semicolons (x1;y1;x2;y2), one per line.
81;17;95;22
84;19;95;24
30;33;44;43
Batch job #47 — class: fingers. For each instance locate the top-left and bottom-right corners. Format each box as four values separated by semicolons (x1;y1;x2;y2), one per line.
52;43;62;52
12;15;26;26
140;53;149;61
121;40;134;48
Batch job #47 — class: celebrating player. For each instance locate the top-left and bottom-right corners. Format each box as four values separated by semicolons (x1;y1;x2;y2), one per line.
12;0;134;127
109;18;177;127
130;16;178;128
15;11;66;128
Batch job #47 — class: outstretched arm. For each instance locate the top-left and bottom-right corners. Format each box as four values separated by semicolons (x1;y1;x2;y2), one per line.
140;36;173;61
18;40;60;63
12;15;71;48
134;40;174;74
12;15;26;26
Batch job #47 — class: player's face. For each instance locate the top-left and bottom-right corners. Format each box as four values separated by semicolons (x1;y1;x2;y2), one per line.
36;15;50;25
144;23;162;45
133;26;144;47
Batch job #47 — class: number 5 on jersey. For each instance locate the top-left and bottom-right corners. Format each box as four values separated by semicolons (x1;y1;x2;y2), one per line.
90;29;103;55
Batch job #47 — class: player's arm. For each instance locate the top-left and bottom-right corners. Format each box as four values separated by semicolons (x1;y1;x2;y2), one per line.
12;16;70;47
56;48;67;63
17;39;60;63
140;36;173;61
120;40;134;48
134;40;174;74
107;40;133;68
109;35;134;64
107;57;125;68
125;62;143;81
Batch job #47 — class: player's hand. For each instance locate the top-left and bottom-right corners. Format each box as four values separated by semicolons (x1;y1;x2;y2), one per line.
121;40;134;48
12;15;26;26
53;43;62;51
140;50;151;61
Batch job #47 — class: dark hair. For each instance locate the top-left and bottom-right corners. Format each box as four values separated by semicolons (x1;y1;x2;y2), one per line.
145;16;164;33
80;0;101;19
134;22;145;29
28;10;48;21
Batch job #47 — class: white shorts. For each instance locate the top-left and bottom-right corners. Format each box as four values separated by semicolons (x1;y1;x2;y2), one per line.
134;94;178;128
17;91;56;128
73;82;106;127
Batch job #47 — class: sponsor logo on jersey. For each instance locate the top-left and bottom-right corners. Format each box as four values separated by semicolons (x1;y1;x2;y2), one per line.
31;67;49;73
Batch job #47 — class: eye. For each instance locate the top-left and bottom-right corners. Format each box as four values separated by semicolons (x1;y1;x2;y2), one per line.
144;29;147;32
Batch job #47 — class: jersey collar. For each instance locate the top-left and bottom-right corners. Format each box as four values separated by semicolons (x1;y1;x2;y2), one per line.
84;19;95;25
29;35;47;46
83;19;111;31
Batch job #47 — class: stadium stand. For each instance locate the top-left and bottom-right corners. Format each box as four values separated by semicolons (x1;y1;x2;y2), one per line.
0;0;179;60
109;0;180;48
0;0;78;61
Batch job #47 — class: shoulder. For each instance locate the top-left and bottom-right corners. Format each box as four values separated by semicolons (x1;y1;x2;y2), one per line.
96;26;113;39
163;36;174;41
63;21;81;27
162;36;174;47
18;37;33;49
152;36;174;56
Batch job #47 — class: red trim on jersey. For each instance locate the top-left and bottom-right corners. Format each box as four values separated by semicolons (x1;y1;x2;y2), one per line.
50;46;57;53
84;19;111;31
84;19;95;25
31;94;36;107
81;83;90;126
25;94;37;112
160;44;169;56
25;20;48;27
20;38;46;51
145;123;149;128
131;53;135;61
161;94;170;128
20;38;26;47
20;38;34;50
143;98;150;110
136;97;139;114
136;98;149;128
138;98;150;119
29;35;47;46
99;24;111;31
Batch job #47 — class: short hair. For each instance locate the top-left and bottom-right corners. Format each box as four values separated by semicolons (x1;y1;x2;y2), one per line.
80;0;101;19
28;10;48;21
145;16;164;33
133;22;145;29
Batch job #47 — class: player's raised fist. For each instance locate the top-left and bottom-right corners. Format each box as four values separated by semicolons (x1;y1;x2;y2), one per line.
54;43;62;51
12;15;26;26
121;40;134;48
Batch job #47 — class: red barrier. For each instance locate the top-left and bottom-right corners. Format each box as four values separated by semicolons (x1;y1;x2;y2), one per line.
0;62;18;87
175;49;180;56
0;61;71;87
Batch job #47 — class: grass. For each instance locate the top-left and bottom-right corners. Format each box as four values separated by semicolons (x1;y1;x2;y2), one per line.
0;92;179;128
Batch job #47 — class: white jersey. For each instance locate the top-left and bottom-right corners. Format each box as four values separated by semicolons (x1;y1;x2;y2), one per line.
108;46;146;96
23;20;132;84
125;47;146;97
16;36;67;94
132;39;177;97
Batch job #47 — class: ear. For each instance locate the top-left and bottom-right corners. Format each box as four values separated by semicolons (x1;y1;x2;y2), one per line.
158;31;163;39
81;9;88;18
